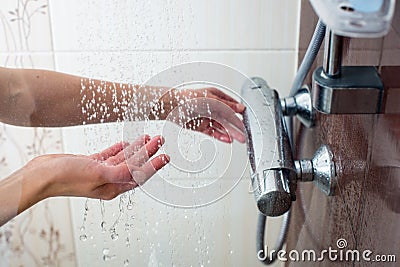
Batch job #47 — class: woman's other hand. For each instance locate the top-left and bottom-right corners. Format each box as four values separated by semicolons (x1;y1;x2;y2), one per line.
154;87;246;143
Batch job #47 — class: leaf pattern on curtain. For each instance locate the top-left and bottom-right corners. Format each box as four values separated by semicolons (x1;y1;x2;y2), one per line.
0;1;76;266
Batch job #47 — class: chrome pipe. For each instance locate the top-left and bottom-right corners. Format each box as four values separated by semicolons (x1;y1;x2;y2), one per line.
323;30;343;78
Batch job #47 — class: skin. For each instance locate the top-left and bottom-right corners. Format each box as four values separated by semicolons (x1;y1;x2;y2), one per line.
0;67;246;226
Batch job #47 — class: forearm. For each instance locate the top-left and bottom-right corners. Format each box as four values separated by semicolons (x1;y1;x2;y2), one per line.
0;67;131;126
0;164;49;226
0;67;174;127
0;67;245;143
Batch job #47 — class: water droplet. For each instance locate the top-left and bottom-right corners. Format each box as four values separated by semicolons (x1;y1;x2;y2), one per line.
124;259;130;266
111;232;119;241
79;234;87;241
103;248;110;255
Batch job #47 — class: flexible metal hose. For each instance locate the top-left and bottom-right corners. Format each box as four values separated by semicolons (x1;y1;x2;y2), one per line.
256;210;291;264
290;19;326;97
256;19;326;265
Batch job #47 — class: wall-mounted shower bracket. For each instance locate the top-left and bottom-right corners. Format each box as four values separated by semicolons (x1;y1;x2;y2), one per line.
313;66;384;114
242;77;337;217
312;29;384;114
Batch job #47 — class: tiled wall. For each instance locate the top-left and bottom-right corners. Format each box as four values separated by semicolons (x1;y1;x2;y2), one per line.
0;1;301;266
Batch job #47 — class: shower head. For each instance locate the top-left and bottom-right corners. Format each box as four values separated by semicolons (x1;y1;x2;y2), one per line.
241;77;297;217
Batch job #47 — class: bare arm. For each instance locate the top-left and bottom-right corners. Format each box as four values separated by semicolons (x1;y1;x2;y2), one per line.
0;67;138;126
0;66;246;226
0;66;246;142
0;136;169;226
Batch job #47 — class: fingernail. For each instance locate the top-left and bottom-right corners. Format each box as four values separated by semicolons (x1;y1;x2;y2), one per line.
236;103;246;112
155;135;165;148
220;136;232;143
144;135;151;143
163;154;170;163
156;135;165;145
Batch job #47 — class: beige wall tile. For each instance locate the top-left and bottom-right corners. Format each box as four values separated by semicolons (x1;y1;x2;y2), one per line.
0;0;53;52
49;0;299;51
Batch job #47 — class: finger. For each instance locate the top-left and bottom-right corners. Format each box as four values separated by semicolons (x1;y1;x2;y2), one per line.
140;154;170;178
208;88;239;103
222;100;246;114
212;120;245;143
217;98;243;113
205;127;232;143
106;134;150;165
208;89;246;113
223;112;245;132
204;98;245;131
90;142;129;161
206;93;245;115
128;135;165;167
111;154;169;186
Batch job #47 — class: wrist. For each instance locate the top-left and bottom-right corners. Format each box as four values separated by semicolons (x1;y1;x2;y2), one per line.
150;88;179;120
20;157;56;208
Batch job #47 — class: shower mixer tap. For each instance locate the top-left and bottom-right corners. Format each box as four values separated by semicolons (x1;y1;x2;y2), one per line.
242;77;336;217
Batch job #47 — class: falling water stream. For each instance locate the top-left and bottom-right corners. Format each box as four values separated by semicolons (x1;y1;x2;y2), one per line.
78;77;222;265
71;1;253;266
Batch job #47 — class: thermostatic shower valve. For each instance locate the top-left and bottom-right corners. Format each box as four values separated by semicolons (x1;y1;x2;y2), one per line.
241;77;337;217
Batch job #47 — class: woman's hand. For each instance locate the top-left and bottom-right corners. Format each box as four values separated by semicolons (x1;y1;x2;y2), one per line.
38;135;169;200
154;87;246;143
0;135;169;226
